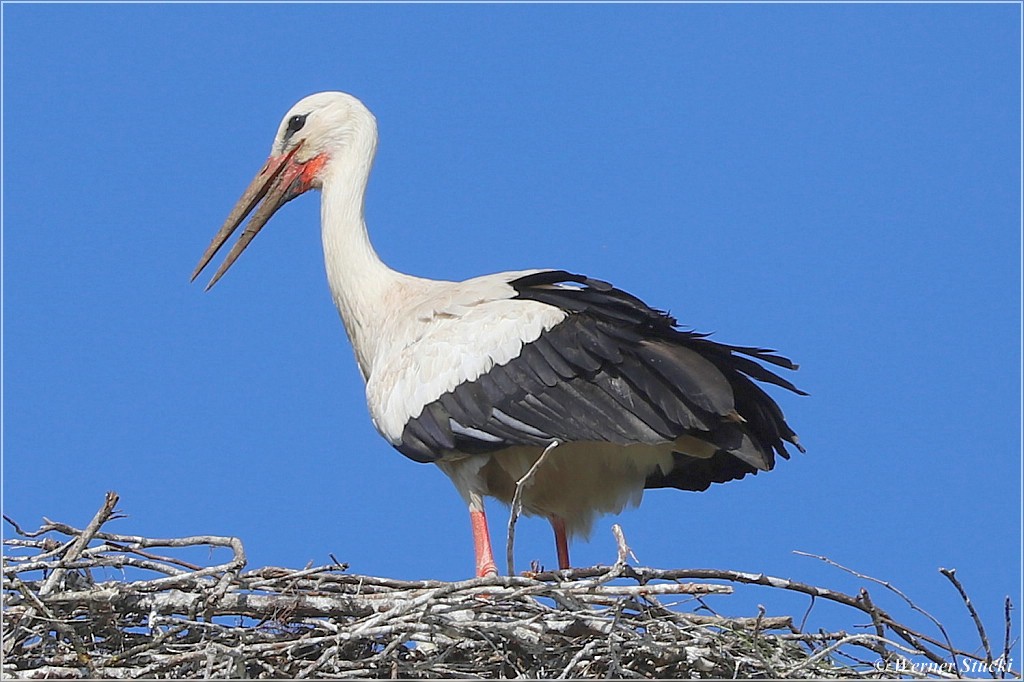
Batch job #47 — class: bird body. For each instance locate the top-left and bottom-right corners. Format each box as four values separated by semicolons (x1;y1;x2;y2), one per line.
193;92;804;576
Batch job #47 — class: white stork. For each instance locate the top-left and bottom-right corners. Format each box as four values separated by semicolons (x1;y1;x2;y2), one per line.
192;92;805;577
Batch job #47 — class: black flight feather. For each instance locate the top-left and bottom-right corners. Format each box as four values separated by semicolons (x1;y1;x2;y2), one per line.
396;270;805;495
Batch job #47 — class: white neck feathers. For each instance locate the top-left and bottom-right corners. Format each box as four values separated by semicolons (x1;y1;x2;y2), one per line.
318;128;404;378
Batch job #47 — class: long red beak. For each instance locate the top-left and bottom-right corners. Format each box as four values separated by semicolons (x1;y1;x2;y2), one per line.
192;142;324;290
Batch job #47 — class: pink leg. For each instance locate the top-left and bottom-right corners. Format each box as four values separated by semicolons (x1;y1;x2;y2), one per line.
469;493;498;577
550;516;571;570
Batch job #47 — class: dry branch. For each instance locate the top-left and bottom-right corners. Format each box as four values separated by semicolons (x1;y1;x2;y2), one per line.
506;439;559;576
3;494;1018;679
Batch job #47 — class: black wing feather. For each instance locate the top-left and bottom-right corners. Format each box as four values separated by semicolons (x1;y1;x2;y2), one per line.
519;343;561;387
531;334;578;379
398;270;805;493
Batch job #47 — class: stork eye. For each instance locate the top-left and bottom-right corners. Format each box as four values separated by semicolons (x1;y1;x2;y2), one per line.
286;114;307;135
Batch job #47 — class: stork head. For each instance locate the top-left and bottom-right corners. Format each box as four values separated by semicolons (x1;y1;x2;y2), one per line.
192;91;377;290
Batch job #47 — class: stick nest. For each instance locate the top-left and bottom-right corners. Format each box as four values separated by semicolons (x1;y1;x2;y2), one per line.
3;493;1018;679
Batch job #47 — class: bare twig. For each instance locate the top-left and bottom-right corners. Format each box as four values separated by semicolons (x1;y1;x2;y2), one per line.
38;491;119;598
940;567;993;672
611;523;636;566
1004;597;1016;680
505;439;559;576
794;550;960;667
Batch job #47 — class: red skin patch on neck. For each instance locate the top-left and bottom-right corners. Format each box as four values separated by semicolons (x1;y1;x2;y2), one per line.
300;153;328;188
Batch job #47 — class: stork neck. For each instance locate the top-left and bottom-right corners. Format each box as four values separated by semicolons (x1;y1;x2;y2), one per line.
319;154;401;379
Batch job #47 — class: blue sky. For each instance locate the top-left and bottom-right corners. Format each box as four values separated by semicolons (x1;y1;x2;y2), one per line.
3;2;1020;658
